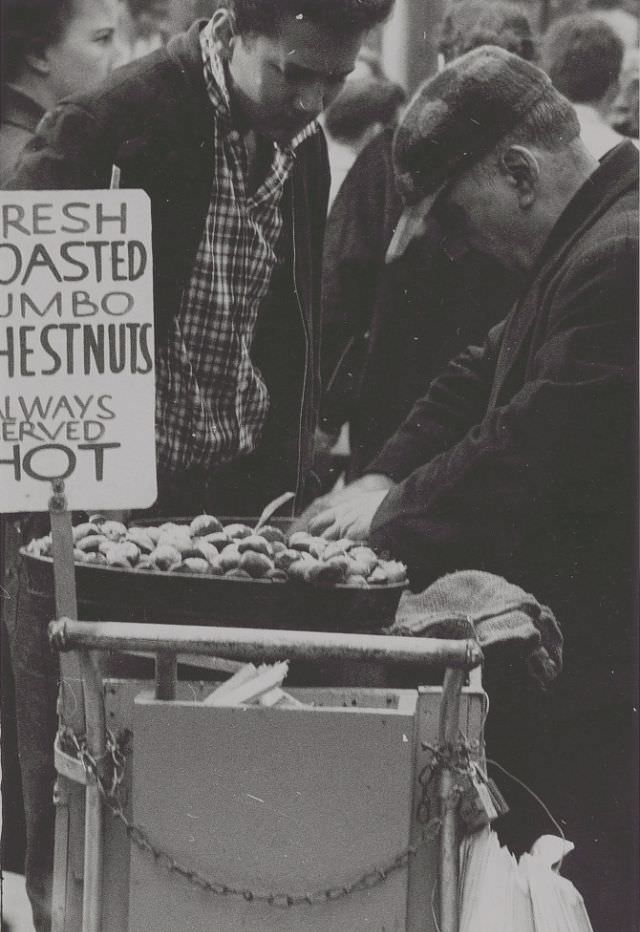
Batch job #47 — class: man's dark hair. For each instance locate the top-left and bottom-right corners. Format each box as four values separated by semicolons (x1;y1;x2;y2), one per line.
2;0;77;83
543;13;624;103
221;0;395;36
438;0;538;63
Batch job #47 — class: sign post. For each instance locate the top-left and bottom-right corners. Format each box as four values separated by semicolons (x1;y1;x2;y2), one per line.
1;190;156;932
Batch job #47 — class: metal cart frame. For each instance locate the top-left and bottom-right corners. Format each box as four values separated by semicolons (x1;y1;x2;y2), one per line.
48;618;483;932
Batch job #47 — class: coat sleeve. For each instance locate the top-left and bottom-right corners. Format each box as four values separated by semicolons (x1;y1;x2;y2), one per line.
366;319;505;479
369;236;638;588
5;102;111;190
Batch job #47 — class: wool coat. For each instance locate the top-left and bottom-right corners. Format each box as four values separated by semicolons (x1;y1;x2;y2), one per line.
0;85;45;186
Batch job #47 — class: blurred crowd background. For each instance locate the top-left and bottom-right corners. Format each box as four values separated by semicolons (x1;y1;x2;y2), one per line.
112;0;639;97
120;0;638;141
117;0;640;147
1;0;638;188
324;0;638;203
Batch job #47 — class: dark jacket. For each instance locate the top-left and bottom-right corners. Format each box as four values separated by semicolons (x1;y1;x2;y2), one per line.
320;126;519;478
8;22;329;514
0;84;44;186
369;142;639;712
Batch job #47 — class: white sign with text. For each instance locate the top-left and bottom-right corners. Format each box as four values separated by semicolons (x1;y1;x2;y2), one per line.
0;190;157;512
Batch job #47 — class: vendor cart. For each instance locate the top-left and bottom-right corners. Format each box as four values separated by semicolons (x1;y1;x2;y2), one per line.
35;489;485;932
47;620;484;932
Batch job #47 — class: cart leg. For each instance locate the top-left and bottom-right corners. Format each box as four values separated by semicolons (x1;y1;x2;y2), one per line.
50;487;89;932
155;651;177;700
438;667;465;932
82;781;103;931
51;779;70;932
80;651;105;932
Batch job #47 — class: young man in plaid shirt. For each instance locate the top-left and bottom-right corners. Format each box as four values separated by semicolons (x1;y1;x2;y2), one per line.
6;2;394;927
10;0;394;517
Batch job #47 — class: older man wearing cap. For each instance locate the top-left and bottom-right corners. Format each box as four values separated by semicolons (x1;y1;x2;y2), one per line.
300;46;638;929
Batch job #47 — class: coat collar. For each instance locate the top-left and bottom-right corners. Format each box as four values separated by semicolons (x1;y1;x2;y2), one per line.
164;20;217;141
488;141;638;407
2;84;45;133
531;140;638;277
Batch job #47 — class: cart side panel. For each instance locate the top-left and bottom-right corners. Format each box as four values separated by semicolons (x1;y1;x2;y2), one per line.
101;679;213;932
55;680;484;932
129;694;417;932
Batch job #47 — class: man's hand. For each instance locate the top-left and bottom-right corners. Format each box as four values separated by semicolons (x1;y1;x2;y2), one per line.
292;473;395;539
308;488;391;540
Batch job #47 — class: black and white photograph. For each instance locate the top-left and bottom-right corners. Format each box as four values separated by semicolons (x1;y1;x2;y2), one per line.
1;0;638;929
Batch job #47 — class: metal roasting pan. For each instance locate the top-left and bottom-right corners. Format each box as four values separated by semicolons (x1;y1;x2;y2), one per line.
20;517;407;633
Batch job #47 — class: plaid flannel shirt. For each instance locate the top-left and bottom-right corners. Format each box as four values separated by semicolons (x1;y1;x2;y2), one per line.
156;21;318;474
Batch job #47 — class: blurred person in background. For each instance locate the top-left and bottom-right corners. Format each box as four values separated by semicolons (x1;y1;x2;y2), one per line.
0;0;118;182
114;0;173;61
113;0;216;63
610;47;639;135
438;0;537;60
585;0;639;135
543;13;633;157
162;0;218;33
323;72;405;206
351;44;388;79
585;0;639;47
317;0;536;488
0;0;117;910
534;0;639;37
321;47;405;206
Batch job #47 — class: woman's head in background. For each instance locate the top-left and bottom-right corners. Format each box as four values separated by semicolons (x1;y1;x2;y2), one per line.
438;0;537;64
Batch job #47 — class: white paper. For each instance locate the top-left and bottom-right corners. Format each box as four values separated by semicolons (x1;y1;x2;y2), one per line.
0;190;156;512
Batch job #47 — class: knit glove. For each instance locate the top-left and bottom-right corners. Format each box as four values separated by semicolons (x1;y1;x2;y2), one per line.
386;570;563;688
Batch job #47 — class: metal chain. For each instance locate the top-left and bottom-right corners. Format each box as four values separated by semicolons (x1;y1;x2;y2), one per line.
416;734;482;825
60;727;444;908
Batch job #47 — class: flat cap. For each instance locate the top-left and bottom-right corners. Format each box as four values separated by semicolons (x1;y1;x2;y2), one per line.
393;45;558;205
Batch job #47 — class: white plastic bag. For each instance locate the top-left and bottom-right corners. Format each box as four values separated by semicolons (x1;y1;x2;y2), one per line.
459;830;593;932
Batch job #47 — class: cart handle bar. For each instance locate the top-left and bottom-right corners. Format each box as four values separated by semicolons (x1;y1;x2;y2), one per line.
49;618;483;670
